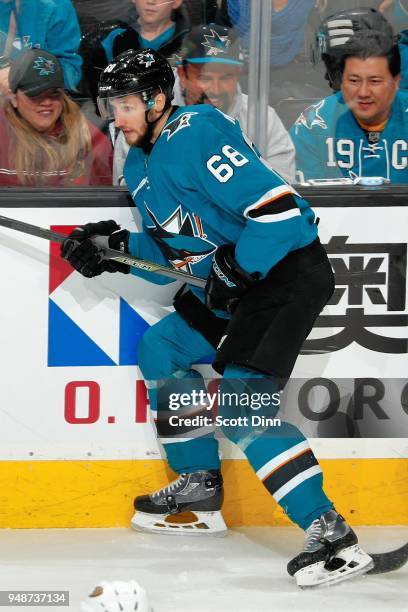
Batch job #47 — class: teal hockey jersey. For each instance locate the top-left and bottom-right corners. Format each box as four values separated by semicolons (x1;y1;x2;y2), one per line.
124;104;318;293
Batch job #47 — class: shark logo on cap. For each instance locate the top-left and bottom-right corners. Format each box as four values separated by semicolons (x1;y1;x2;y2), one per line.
33;57;56;77
202;29;232;56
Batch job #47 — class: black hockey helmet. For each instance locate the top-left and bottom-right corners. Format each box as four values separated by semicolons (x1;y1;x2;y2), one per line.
312;7;395;90
97;48;175;118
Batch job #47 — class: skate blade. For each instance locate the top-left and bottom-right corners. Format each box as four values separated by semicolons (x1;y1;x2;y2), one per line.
131;510;228;537
295;544;374;589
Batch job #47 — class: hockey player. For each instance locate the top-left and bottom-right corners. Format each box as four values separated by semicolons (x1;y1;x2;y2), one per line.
61;48;374;588
291;31;408;183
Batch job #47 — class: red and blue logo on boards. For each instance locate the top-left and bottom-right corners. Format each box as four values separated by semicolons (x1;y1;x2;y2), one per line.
48;226;150;367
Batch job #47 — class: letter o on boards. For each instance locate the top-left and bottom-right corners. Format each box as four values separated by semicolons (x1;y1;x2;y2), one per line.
65;381;100;424
299;378;340;421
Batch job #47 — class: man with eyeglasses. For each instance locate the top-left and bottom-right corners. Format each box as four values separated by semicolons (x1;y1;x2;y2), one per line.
291;31;408;183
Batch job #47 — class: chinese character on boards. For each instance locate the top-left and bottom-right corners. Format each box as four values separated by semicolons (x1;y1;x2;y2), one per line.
302;236;408;354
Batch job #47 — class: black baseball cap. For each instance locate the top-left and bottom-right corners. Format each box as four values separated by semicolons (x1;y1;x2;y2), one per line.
180;24;243;66
9;49;65;96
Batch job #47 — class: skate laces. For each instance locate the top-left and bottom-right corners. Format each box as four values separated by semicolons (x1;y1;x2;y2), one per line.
304;519;323;552
152;474;188;500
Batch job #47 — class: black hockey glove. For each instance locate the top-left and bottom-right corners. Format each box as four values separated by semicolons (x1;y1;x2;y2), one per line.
205;244;259;314
61;220;130;278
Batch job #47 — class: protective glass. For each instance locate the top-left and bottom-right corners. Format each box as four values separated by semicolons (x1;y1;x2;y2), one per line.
97;91;154;120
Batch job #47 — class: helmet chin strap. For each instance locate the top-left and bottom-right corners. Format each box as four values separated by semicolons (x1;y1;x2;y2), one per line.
140;98;171;153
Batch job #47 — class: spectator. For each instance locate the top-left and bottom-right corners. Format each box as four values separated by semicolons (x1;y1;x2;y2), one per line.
0;0;82;93
111;24;296;185
222;0;319;104
377;0;408;88
226;0;314;64
312;7;396;91
400;28;408;86
86;0;190;101
0;48;112;186
183;0;218;26
379;0;408;31
72;0;137;32
177;24;295;182
290;32;408;183
316;1;384;15
78;19;136;99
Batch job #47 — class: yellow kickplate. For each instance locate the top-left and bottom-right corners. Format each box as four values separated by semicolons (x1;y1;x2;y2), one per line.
0;459;406;528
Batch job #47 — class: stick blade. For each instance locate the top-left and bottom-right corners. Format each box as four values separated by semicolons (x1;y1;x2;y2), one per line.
367;542;408;574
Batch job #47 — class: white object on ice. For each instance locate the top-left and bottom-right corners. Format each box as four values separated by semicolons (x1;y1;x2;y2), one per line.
80;580;152;611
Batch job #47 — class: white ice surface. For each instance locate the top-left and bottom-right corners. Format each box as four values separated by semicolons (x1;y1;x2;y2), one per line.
0;527;407;612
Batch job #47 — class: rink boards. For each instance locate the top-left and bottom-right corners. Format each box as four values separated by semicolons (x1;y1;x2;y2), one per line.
0;205;406;527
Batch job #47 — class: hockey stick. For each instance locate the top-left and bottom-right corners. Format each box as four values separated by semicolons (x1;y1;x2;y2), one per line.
1;220;408;576
367;541;408;574
0;214;206;288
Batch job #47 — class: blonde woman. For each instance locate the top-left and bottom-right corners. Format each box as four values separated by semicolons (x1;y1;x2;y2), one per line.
0;48;112;186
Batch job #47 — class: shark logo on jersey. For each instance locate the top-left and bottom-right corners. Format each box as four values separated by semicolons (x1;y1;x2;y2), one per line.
145;205;216;273
162;112;199;141
294;100;327;134
203;29;232;56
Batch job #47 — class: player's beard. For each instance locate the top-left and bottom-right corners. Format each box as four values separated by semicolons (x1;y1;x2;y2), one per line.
122;121;149;147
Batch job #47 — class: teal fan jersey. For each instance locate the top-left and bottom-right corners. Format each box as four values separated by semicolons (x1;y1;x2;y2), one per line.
290;91;408;183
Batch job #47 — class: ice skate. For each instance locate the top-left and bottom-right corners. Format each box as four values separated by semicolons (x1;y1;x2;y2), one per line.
287;509;374;588
131;470;227;536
